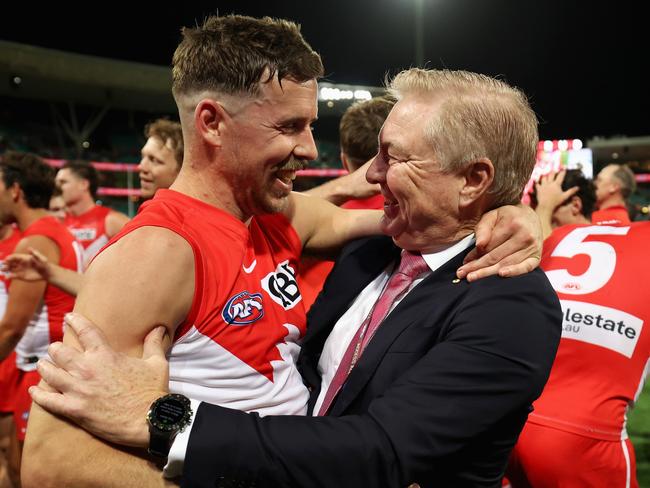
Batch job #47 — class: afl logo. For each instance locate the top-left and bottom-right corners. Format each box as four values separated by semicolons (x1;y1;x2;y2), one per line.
562;282;581;291
222;291;264;325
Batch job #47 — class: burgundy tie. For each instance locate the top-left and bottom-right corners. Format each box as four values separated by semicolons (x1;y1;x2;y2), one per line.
317;251;429;416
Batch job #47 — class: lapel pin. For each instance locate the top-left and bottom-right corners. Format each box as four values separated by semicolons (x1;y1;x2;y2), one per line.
452;278;461;284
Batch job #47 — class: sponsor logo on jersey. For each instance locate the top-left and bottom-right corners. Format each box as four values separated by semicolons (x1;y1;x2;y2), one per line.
72;228;97;241
560;299;643;358
222;291;264;325
261;260;302;310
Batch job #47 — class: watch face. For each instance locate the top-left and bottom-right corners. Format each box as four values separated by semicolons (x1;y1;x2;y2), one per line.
149;396;190;432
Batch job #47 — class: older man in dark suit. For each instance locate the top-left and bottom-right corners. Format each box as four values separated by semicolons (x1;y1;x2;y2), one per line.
25;68;561;488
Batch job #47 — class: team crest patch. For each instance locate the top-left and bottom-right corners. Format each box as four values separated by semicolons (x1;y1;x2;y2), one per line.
222;291;264;325
261;260;302;310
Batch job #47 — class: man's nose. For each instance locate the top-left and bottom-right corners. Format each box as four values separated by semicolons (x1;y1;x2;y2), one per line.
294;128;318;163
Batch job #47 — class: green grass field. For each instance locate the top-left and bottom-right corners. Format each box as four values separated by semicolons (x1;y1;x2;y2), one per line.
627;382;650;486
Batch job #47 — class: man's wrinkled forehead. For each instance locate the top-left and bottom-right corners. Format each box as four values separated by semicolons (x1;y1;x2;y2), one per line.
378;101;421;150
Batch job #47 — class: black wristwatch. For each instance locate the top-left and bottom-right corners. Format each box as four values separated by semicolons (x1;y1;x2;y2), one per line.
146;393;193;458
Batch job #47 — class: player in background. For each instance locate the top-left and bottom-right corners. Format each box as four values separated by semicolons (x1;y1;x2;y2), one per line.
507;170;649;488
56;160;129;264
0;223;22;488
592;163;636;225
0;152;81;483
5;119;184;297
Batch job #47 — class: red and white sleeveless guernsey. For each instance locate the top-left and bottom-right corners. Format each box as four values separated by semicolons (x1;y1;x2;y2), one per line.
105;190;309;416
0;225;23;412
0;225;23;314
14;217;82;371
529;222;650;440
64;204;112;264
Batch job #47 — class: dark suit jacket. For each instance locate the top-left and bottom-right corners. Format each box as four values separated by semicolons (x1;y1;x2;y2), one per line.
182;236;562;488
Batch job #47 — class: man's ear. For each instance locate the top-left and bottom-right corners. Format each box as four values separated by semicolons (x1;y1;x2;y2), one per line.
340;151;352;173
341;151;355;173
193;99;228;148
10;182;22;203
570;195;583;216
459;158;494;207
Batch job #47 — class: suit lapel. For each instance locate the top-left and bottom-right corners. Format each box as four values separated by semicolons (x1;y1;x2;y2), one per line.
302;237;400;352
328;248;469;416
300;237;400;393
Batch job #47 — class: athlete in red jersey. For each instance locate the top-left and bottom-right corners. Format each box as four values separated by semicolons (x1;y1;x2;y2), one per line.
56;160;129;264
0;152;80;484
591;205;631;225
104;190;310;414
0;224;23;409
592;163;636;225
0;224;22;327
0;224;22;487
508;170;647;487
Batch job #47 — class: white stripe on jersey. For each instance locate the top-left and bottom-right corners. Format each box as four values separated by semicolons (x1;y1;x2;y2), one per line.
81;235;109;268
15;301;49;371
621;439;631;488
622;356;650;440
0;280;7;317
169;323;309;416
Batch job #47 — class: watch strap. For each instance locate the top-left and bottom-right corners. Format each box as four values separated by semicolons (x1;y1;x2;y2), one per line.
148;426;176;458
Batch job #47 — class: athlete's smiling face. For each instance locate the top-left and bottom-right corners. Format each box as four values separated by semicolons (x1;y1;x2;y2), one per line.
137;136;180;199
221;77;319;218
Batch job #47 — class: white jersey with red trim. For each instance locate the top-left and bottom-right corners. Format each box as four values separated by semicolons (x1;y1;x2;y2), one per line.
14;217;82;371
529;222;650;440
103;190;309;417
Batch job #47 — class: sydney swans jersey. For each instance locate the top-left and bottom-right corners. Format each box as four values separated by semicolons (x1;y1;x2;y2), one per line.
107;190;309;416
0;226;23;314
64;205;112;263
591;205;631;225
530;223;650;440
14;217;82;370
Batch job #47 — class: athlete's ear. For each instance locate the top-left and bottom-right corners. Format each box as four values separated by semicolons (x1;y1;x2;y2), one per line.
194;99;228;148
570;196;583;216
79;178;90;194
10;182;22;202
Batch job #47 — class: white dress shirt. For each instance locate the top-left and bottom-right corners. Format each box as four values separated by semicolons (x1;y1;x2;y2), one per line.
312;234;476;415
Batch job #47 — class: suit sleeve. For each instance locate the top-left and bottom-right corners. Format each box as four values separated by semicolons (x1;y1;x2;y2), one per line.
182;273;562;488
